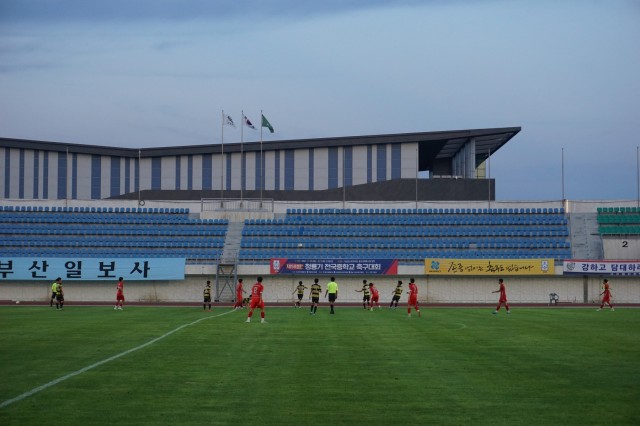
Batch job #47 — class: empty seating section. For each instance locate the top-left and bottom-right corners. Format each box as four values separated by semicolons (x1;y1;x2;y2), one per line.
597;207;640;235
0;206;227;263
239;208;571;262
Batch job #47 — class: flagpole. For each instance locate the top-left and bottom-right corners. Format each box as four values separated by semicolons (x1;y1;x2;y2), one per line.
221;110;224;205
260;109;263;205
487;147;491;209
415;146;419;209
561;147;565;203
342;148;346;209
240;110;244;205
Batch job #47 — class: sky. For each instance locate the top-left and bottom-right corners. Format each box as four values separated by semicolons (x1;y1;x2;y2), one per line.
1;0;639;201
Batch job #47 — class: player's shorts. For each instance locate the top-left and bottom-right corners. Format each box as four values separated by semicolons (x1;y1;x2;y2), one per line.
371;295;379;303
250;298;264;309
311;296;319;304
328;293;337;303
602;296;610;303
499;297;507;303
392;295;400;302
297;294;304;300
204;296;211;303
117;293;125;302
56;294;64;302
51;292;56;299
408;295;418;306
363;295;371;302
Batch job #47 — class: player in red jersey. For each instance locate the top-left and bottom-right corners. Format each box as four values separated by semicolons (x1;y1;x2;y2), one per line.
597;279;614;311
368;282;380;310
246;277;266;323
407;278;421;317
234;278;246;309
115;277;125;310
492;278;510;315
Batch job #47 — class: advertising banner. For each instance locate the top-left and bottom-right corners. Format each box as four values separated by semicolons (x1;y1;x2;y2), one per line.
425;258;555;275
0;257;186;281
270;258;398;275
563;259;640;276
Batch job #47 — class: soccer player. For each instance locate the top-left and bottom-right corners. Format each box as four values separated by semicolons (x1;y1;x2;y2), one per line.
407;278;420;317
355;279;371;309
325;277;339;314
390;280;403;309
114;277;125;310
234;278;246;309
203;280;212;311
55;279;64;310
492;278;510;314
246;277;266;323
292;280;307;308
369;282;380;310
309;278;321;315
597;279;614;311
50;277;61;307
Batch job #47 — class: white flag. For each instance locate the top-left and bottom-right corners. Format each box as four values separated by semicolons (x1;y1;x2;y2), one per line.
224;115;236;127
243;114;256;129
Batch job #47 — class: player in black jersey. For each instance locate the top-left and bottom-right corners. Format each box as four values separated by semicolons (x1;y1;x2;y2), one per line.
390;280;403;309
355;279;371;309
203;280;212;311
309;278;321;315
292;281;307;308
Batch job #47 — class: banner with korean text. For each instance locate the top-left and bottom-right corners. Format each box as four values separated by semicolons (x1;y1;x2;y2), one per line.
270;258;398;275
563;259;640;276
425;258;555;275
0;258;186;281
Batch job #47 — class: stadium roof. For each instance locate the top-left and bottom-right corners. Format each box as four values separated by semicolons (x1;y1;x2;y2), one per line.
0;126;520;172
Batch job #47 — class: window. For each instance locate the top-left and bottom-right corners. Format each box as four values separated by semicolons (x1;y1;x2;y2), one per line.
110;157;121;197
344;146;352;187
152;157;162;190
91;155;101;199
377;144;386;182
284;150;294;190
328;147;339;189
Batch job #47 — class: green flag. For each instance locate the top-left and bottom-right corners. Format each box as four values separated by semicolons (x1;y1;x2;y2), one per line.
261;114;274;133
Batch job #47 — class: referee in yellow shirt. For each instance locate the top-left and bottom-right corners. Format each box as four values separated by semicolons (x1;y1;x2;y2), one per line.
324;277;338;314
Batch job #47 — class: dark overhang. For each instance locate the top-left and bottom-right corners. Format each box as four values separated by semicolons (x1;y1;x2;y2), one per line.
0;126;520;172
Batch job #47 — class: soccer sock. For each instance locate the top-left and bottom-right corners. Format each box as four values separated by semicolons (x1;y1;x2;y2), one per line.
261;311;265;319
314;305;317;313
248;311;253;318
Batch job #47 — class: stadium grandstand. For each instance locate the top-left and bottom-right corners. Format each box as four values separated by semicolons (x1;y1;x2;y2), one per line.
1;128;639;306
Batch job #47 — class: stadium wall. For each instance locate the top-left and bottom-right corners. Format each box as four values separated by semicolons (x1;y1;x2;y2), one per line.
2;275;639;305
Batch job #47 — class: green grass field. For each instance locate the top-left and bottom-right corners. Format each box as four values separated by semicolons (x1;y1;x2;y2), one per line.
1;305;639;425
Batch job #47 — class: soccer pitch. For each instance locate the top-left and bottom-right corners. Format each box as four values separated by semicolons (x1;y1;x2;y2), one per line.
1;305;639;425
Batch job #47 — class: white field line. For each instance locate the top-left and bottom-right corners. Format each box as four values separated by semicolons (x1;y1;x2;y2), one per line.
0;309;235;409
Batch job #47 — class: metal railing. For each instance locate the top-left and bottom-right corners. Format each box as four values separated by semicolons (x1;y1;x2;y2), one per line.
201;198;274;213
